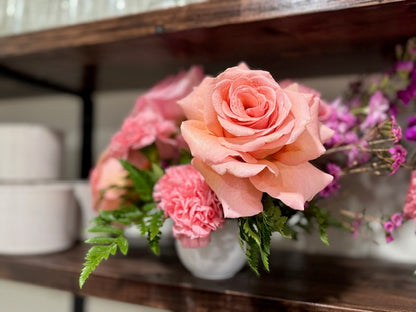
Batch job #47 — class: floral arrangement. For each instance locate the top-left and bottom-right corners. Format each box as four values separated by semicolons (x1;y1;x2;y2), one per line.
79;38;416;288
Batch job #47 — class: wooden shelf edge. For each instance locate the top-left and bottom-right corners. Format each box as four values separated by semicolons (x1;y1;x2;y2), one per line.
0;0;407;58
0;243;415;312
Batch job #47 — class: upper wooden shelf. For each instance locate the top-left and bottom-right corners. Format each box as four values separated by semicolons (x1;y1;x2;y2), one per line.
0;243;415;312
0;0;415;97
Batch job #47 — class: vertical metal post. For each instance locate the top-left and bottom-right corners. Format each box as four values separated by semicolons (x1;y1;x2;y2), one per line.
73;296;85;312
75;65;97;311
80;65;97;179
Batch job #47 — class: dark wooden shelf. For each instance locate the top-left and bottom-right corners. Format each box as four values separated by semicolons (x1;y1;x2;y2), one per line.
0;0;415;97
0;243;415;311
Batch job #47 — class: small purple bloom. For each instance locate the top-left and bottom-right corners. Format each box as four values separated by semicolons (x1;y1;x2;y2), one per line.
398;80;416;105
324;98;358;148
390;115;402;143
351;218;361;237
396;60;414;72
388;104;398;117
360;91;389;131
383;221;395;233
398;89;412;105
391;213;403;227
385;234;394;243
389;145;407;175
319;163;342;198
405;115;416;142
345;140;370;167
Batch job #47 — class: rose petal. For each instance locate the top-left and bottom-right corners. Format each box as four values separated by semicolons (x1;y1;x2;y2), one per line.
178;77;213;121
181;120;241;163
250;162;333;210
211;157;267;177
193;158;263;218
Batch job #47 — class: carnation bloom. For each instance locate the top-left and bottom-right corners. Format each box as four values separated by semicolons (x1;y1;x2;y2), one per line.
403;171;416;221
179;63;333;217
153;165;225;248
90;149;150;211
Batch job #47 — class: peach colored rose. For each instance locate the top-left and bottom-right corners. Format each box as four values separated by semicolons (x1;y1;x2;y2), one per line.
132;66;204;121
153;165;225;248
403;171;416;221
90;149;150;211
179;64;333;218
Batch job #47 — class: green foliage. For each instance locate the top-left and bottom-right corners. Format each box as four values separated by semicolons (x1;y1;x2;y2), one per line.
179;148;192;164
119;159;155;201
79;161;166;289
79;233;128;289
238;196;295;275
304;201;342;246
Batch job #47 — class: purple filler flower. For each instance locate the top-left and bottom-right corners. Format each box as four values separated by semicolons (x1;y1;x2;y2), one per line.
391;213;403;227
389;145;407;175
396;60;414;72
405;115;416;142
319;163;342;198
398;78;416;106
360;91;389;131
390;115;402;143
385;234;394;243
383;221;395;233
351;218;362;237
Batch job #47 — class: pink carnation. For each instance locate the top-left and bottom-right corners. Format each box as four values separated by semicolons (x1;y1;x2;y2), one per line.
153;165;225;248
403;171;416;221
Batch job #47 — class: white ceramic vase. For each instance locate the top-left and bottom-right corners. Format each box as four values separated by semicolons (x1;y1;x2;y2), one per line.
175;220;246;280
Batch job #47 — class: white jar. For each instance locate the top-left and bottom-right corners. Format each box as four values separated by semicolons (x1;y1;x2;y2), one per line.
0;124;62;181
175;220;246;280
0;183;78;255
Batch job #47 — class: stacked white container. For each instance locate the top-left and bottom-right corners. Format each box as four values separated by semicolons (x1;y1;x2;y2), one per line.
0;123;78;254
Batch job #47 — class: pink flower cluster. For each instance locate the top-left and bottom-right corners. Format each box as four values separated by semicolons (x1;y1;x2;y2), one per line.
153;165;225;248
90;66;204;211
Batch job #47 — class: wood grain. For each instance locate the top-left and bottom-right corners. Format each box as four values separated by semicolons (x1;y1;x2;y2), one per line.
0;0;415;97
0;0;406;58
0;243;415;312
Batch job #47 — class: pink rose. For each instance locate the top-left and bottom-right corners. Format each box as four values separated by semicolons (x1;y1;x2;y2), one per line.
90;149;150;211
153;165;225;248
179;64;333;218
403;171;416;221
132;66;204;121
